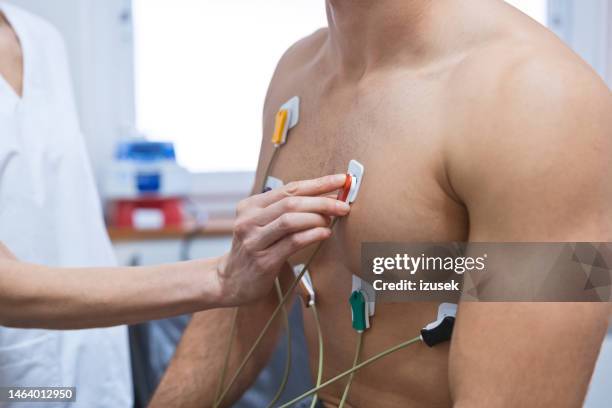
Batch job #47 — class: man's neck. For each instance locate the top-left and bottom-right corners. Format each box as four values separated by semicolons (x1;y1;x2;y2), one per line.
324;0;461;78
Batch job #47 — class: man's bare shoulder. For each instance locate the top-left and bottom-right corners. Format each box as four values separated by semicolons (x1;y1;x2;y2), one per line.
445;24;612;240
278;28;328;74
263;28;328;116
450;25;611;139
448;25;612;196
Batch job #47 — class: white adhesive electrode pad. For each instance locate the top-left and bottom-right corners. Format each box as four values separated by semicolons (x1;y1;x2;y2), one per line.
347;160;364;203
352;275;375;316
423;303;458;331
293;264;315;305
437;303;457;320
264;176;284;191
281;96;300;130
272;96;300;146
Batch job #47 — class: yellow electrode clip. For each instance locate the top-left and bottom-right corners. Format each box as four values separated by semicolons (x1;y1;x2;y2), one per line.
271;110;289;145
271;96;300;146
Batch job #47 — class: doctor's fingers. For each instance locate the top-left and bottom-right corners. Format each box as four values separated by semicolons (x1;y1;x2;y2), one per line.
264;227;332;268
247;212;331;251
247;174;348;208
253;196;349;226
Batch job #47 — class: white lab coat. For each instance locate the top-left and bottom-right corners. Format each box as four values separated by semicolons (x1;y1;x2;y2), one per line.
0;3;132;407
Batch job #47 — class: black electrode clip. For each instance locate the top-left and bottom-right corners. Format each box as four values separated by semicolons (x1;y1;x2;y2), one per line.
420;303;457;347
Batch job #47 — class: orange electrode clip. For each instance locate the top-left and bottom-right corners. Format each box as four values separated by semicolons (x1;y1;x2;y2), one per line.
271;109;289;145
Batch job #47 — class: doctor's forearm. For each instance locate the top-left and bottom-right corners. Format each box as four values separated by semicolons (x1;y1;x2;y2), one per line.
0;176;350;329
0;258;224;329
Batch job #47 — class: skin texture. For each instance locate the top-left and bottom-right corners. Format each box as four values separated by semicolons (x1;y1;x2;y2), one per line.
0;12;22;96
152;0;612;407
0;13;352;328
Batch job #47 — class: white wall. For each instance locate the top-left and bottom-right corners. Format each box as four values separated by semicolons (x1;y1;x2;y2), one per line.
549;0;612;87
4;0;136;179
607;2;612;87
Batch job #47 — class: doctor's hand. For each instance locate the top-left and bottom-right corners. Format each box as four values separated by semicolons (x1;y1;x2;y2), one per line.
215;174;350;306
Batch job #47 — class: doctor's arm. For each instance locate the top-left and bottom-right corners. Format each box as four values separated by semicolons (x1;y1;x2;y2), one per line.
447;61;612;407
0;174;349;330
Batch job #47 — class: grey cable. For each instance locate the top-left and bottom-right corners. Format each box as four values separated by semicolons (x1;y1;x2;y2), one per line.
215;218;339;406
338;332;363;408
309;304;324;408
278;335;422;408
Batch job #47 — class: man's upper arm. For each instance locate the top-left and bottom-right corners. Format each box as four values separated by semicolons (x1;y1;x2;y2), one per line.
447;54;612;407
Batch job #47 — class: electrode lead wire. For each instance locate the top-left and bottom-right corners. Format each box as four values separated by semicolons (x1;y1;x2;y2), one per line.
338;332;363;408
216;217;339;406
265;280;293;408
278;335;422;408
213;145;288;408
309;303;325;408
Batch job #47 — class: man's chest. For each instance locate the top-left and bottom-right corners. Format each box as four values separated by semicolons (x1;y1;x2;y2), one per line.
262;82;468;259
260;82;464;397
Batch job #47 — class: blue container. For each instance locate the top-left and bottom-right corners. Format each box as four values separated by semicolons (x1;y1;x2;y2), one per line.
115;141;176;162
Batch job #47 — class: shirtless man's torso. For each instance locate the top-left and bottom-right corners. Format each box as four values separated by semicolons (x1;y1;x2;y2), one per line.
151;1;612;407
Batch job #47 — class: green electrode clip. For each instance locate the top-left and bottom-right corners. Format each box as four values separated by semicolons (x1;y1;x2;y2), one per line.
349;291;368;333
